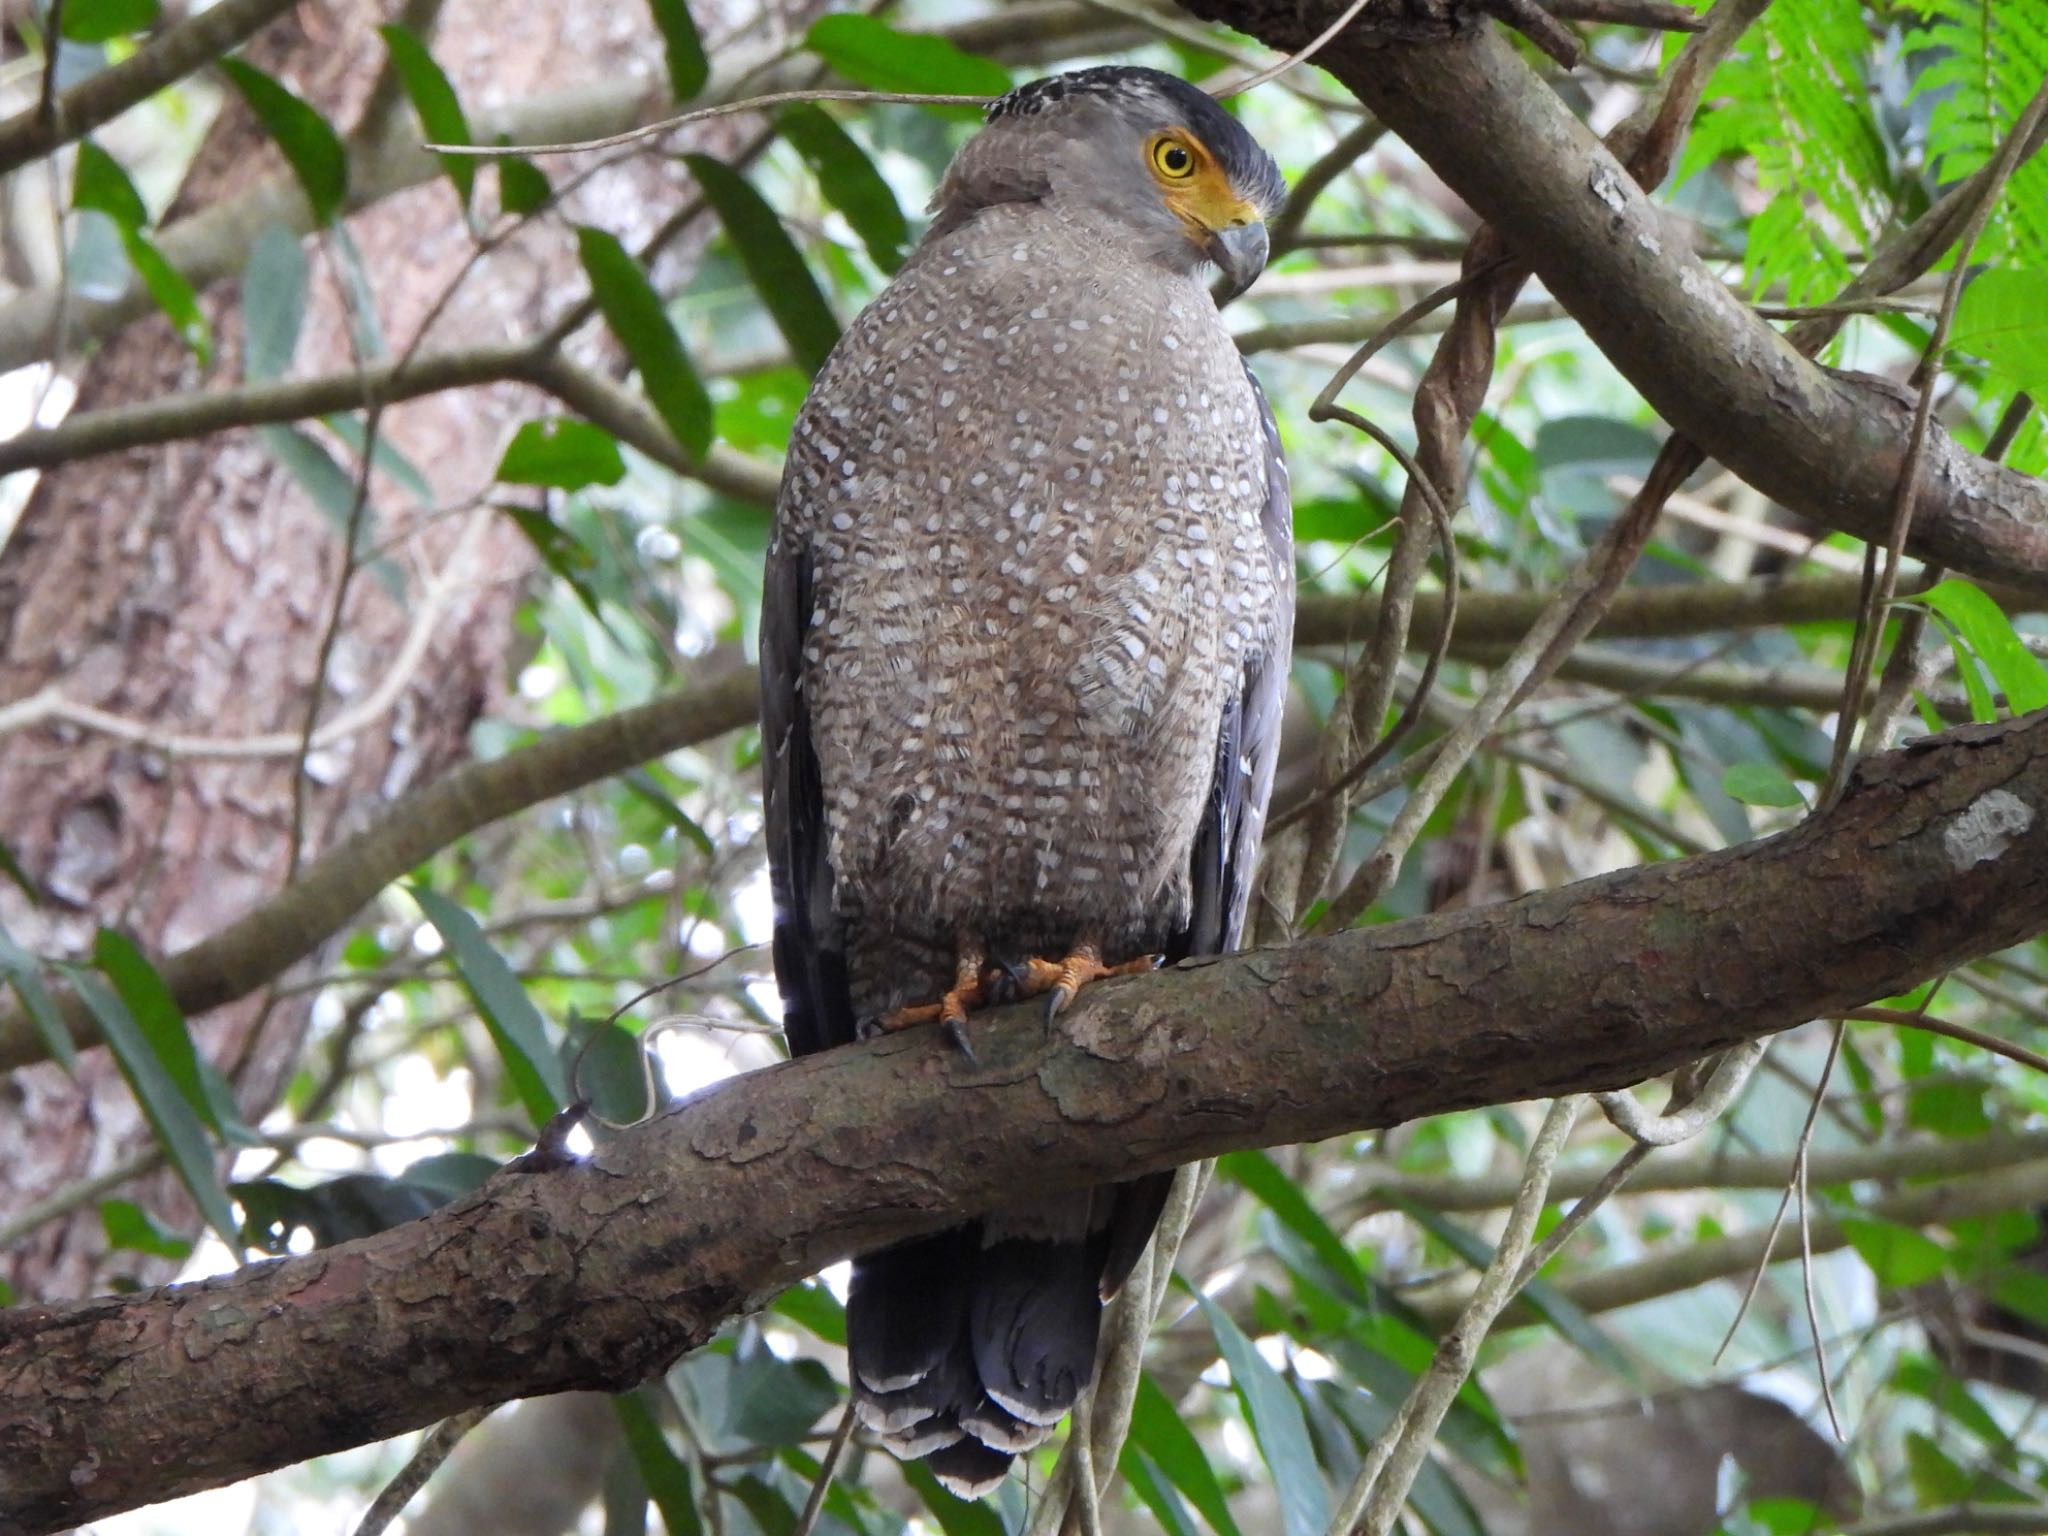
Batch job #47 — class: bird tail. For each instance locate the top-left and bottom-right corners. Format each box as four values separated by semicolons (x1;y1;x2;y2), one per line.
847;1173;1173;1496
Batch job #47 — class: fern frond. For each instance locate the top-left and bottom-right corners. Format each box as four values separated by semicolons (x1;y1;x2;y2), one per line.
1903;0;2048;268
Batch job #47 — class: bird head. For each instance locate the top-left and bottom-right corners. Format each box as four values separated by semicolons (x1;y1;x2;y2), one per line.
939;66;1287;303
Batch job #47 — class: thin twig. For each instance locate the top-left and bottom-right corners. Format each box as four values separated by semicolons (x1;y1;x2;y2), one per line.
352;1407;493;1536
1843;1007;2048;1078
427;88;992;158
1335;1097;1584;1536
1715;1022;1846;1366
1209;0;1373;98
1595;1039;1768;1147
791;1403;855;1536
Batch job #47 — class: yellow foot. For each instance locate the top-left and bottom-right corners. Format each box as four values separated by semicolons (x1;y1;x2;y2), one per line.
1012;943;1161;1022
876;948;987;1057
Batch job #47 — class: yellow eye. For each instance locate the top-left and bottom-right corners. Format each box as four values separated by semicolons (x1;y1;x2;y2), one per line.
1151;137;1197;179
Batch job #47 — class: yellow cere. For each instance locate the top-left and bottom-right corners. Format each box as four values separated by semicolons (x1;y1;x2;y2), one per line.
1146;131;1262;235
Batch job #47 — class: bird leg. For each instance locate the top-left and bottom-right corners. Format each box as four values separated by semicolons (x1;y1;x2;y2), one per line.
1010;941;1160;1023
875;943;988;1057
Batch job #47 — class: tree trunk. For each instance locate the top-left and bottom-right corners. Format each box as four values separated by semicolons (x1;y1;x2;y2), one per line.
0;0;735;1299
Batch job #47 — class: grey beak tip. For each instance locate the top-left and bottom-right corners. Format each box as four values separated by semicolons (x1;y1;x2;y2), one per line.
1209;220;1270;303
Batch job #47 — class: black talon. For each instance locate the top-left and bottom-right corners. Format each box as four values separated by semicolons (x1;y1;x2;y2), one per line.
986;959;1028;1005
943;1015;978;1062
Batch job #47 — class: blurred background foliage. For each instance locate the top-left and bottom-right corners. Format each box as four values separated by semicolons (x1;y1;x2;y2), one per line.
4;0;2048;1533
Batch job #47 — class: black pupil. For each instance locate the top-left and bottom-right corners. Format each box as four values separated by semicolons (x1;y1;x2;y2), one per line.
1164;145;1189;171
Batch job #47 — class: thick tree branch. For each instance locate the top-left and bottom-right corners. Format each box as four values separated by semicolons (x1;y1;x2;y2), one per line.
0;0;302;176
13;566;1989;1077
0;344;784;506
0;671;758;1073
1185;2;2048;593
6;711;2048;1532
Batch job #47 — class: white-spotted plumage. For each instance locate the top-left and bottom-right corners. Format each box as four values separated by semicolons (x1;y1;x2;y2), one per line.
761;64;1294;1499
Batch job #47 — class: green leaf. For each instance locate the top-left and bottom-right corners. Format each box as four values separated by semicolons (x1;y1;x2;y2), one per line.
1907;1078;1993;1138
769;1280;846;1346
1950;267;2048;391
1126;1372;1244;1536
322;412;433;503
647;0;708;100
218;59;350;226
100;1198;194;1260
723;1350;837;1445
95;930;253;1144
242;223;308;382
504;504;606;622
1840;1216;1949;1286
70;966;240;1248
62;0;158;42
1222;1150;1370;1306
576;226;713;459
622;769;716;860
1904;1430;1973;1504
613;1393;702;1536
378;25;474;206
121;230;210;365
73;141;148;229
776;104;911;274
0;924;74;1073
804;14;1010;101
498;155;551;215
1196;1295;1329;1536
683;155;840;376
574;1019;652;1125
254;424;403;596
411;885;567;1124
1125;1451;1203;1536
497;417;627;490
1912;579;2048;715
1389;1195;1633;1377
1721;761;1805;808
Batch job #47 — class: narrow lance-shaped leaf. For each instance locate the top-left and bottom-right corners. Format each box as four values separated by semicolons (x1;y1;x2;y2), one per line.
411;885;568;1124
576;226;714;459
96;930;256;1145
0;923;74;1072
73;141;210;363
378;25;474;207
1221;1148;1372;1306
1124;1371;1246;1536
218;59;350;226
72;140;148;229
1913;578;2048;715
497;418;627;491
62;0;158;43
68;966;241;1248
684;155;841;376
804;13;1011;101
242;223;308;383
612;1392;702;1536
646;0;708;101
776;104;911;274
1196;1294;1331;1536
1388;1194;1634;1378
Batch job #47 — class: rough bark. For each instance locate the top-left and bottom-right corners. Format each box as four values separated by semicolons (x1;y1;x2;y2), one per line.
5;709;2048;1534
0;0;719;1300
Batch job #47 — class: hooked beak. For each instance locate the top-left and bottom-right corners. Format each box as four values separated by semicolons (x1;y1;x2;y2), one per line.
1205;220;1270;303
